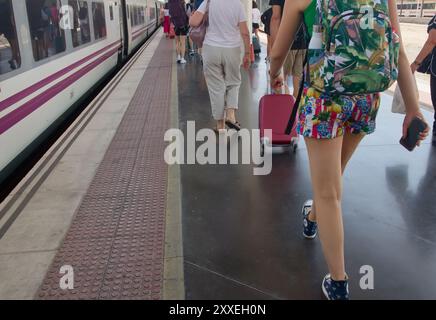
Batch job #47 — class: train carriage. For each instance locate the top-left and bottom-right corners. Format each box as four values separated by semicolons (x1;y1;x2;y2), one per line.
0;0;162;184
397;1;436;17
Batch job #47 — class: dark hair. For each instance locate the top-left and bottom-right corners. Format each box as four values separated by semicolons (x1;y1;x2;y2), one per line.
252;1;258;9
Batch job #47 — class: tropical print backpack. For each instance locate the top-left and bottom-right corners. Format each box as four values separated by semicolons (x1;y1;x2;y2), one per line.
307;0;400;95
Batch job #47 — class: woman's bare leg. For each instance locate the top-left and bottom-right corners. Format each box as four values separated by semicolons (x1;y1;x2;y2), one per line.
180;35;187;58
216;119;225;130
308;132;365;222
175;36;180;56
225;108;237;123
305;136;345;280
292;75;300;98
189;37;194;53
284;75;291;94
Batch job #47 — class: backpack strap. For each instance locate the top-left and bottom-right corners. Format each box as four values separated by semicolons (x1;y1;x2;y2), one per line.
285;50;307;135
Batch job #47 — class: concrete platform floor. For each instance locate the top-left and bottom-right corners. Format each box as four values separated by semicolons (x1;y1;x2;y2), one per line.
0;32;184;300
178;51;436;299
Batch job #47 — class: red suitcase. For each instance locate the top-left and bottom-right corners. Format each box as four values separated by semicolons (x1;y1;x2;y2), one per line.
169;24;176;39
259;93;299;156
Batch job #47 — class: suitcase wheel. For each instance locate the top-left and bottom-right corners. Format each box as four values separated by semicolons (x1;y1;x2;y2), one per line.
260;137;270;157
291;137;299;153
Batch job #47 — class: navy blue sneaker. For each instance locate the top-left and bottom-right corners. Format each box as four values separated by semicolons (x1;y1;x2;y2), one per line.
322;274;350;300
302;200;317;239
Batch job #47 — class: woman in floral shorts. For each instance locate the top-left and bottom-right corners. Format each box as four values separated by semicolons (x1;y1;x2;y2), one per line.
297;88;381;139
269;0;429;300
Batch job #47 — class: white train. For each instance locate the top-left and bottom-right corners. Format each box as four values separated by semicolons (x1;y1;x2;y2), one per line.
0;0;163;184
397;1;436;17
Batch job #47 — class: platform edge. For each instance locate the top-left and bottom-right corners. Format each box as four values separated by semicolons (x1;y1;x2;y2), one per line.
163;46;185;300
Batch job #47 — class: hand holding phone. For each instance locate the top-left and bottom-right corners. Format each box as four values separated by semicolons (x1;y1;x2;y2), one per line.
400;117;428;151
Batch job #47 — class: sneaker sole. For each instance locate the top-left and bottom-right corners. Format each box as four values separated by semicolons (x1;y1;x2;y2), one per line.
321;276;331;300
303;232;317;239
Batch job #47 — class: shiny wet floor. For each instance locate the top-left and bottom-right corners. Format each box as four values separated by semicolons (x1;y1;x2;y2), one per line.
177;52;436;299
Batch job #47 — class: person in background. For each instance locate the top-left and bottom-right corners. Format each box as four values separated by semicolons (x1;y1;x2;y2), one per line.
0;0;20;70
194;0;205;59
282;22;306;97
261;7;273;61
79;5;90;43
189;0;251;132
186;0;196;56
412;14;436;146
269;0;306;97
270;0;429;299
162;2;171;38
168;0;189;64
252;1;261;42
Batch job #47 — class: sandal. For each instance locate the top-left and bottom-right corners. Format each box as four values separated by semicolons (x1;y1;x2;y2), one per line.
225;120;241;131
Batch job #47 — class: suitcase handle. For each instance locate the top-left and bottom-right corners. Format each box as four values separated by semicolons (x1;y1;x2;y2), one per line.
266;61;286;95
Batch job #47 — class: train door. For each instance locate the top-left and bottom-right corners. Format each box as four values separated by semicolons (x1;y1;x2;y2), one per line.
155;2;159;29
119;0;129;60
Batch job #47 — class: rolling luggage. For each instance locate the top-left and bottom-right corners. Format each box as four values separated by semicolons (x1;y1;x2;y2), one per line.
253;35;261;56
169;24;176;39
259;87;299;156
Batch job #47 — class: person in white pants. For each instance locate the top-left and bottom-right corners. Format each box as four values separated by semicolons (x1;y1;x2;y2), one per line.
189;0;251;132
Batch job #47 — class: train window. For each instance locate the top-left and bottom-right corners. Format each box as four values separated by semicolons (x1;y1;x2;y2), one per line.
0;0;21;75
92;2;106;40
130;6;134;26
129;5;146;27
109;5;114;21
26;0;66;62
149;4;156;21
69;0;91;48
134;6;139;26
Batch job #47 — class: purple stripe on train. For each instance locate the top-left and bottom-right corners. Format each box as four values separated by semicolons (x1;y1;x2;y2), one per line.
0;41;121;113
0;47;119;135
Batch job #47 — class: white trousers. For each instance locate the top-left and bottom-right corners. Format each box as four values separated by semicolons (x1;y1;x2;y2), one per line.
202;44;242;120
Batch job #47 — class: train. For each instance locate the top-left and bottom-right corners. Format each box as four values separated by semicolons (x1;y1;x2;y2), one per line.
0;0;164;184
397;1;436;17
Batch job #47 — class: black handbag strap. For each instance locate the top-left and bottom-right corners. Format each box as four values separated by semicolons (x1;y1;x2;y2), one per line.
285;50;308;135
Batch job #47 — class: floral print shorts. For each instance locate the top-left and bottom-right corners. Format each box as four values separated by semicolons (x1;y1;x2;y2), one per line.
296;87;381;139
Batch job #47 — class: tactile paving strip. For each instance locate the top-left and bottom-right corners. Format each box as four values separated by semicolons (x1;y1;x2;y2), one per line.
36;37;173;300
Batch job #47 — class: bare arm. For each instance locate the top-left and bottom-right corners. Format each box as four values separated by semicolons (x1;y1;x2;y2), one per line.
239;21;251;56
240;21;252;69
189;10;204;27
270;0;309;80
412;29;436;72
388;0;419;113
269;5;282;47
388;0;429;141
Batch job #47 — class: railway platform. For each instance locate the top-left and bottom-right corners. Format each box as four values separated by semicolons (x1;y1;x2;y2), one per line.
0;29;436;300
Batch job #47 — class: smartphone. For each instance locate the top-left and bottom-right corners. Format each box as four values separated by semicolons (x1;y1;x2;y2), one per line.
400;117;428;152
